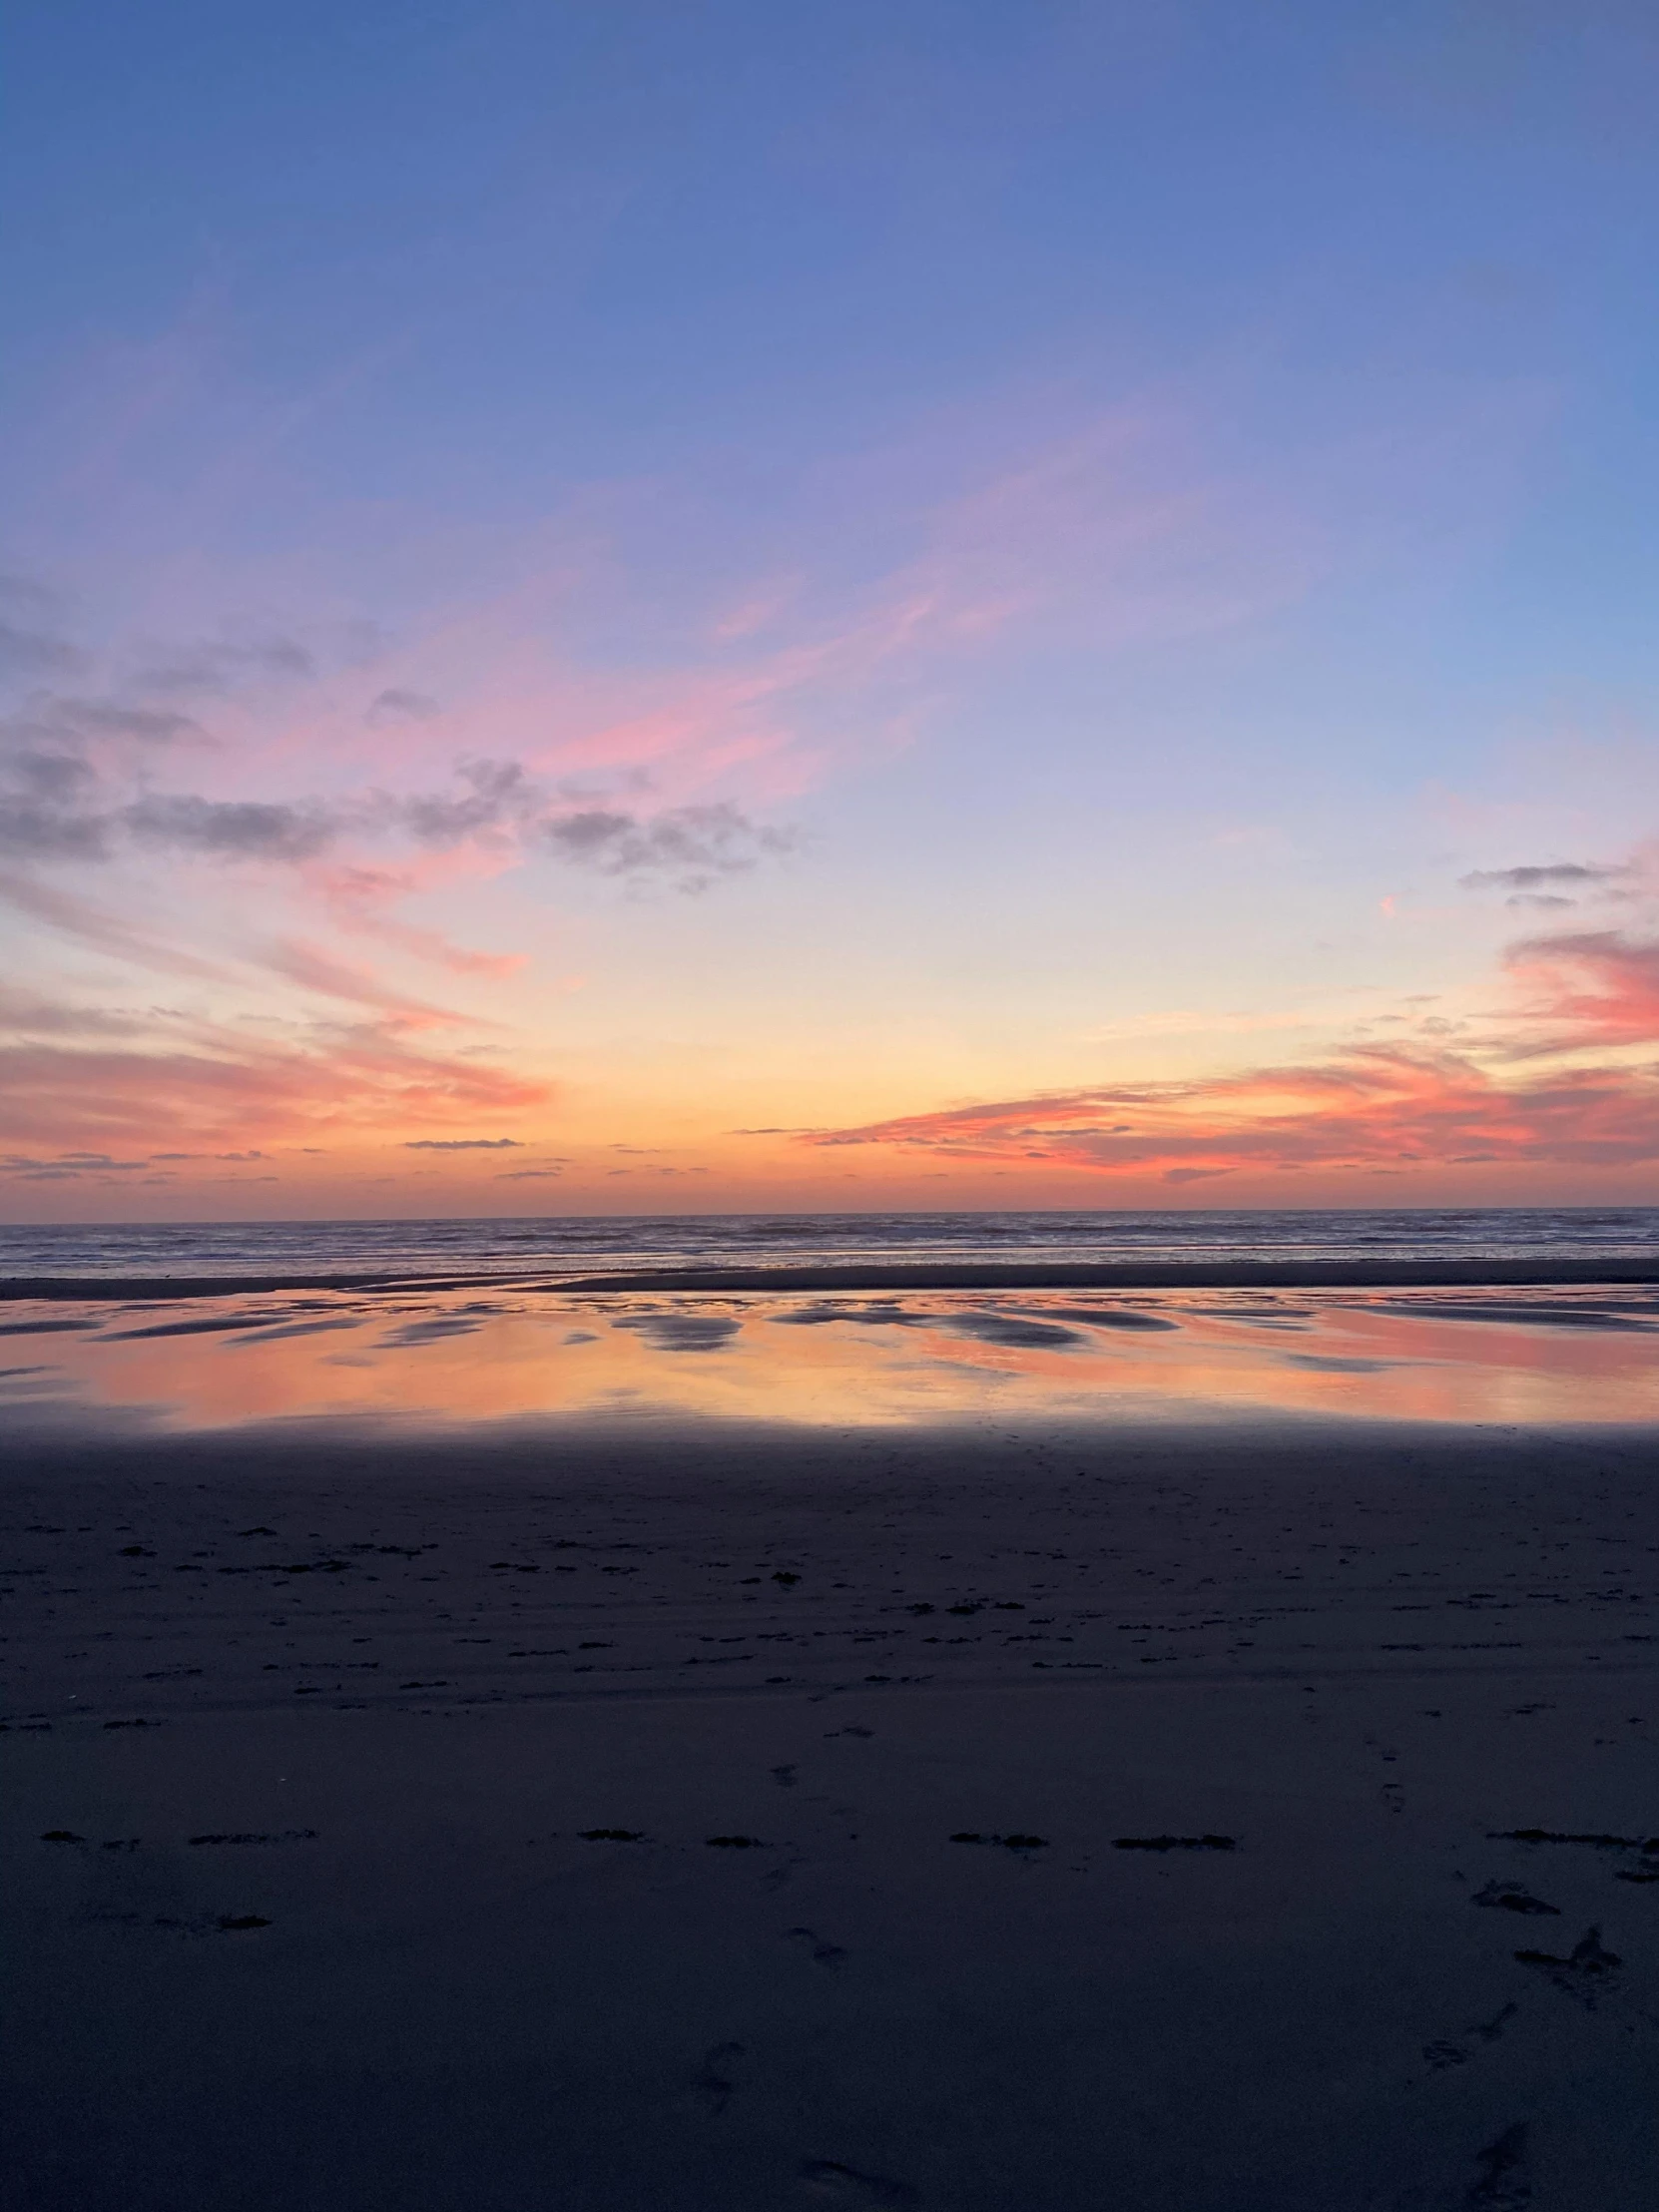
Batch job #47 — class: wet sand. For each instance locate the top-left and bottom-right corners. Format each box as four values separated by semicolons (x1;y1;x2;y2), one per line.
5;1411;1659;2211
6;1254;1659;1302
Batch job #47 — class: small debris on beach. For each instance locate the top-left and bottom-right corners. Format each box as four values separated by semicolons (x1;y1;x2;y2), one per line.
1489;1827;1654;1850
1514;1927;1622;1997
1112;1834;1237;1853
1472;1880;1559;1915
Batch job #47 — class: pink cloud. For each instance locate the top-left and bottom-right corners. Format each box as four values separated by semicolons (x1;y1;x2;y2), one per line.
798;931;1659;1183
1503;931;1659;1050
799;1047;1659;1180
260;939;483;1028
0;1020;549;1157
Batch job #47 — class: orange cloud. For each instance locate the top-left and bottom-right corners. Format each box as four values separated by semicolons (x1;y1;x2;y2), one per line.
800;1048;1659;1181
799;932;1659;1184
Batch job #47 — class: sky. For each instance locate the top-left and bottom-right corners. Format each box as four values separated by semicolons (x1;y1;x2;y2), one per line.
4;0;1659;1222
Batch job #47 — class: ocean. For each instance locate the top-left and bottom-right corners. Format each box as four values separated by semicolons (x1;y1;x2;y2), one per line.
2;1205;1657;1285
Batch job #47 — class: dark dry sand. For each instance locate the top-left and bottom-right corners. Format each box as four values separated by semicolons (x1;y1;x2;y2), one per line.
4;1415;1659;2211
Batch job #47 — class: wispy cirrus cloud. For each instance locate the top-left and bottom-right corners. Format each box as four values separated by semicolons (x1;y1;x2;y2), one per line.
0;1021;549;1157
259;939;481;1027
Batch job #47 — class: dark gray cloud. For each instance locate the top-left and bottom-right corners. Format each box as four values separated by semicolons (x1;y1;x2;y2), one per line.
1461;862;1628;892
403;1136;523;1151
0;728;109;861
0;798;108;860
395;758;534;843
3;698;206;747
365;688;440;726
2;750;96;801
123;794;338;861
0;722;798;896
0;1149;153;1179
136;635;315;695
0;682;215;867
540;802;798;888
59;701;204;744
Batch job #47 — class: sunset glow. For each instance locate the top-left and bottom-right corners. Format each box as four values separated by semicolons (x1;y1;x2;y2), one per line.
7;5;1659;1222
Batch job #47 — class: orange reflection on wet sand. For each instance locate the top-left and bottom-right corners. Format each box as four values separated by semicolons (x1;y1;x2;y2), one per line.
3;1285;1657;1437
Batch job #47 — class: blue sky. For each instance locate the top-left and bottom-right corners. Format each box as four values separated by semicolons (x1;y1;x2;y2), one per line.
4;2;1659;1216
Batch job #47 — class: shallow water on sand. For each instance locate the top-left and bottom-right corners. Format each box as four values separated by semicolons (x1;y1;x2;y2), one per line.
5;1282;1658;1439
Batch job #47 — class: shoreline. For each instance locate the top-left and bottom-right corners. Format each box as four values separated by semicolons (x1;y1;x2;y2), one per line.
4;1254;1659;1302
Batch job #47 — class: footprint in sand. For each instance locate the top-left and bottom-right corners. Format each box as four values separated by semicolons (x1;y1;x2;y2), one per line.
1472;1881;1558;1916
1512;1927;1622;2007
689;2040;745;2116
788;1925;847;1967
1463;2121;1530;2209
1422;1999;1518;2071
798;2159;919;2207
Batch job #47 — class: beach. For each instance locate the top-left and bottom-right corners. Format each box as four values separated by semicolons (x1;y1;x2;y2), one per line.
4;1271;1659;2210
11;0;1659;2185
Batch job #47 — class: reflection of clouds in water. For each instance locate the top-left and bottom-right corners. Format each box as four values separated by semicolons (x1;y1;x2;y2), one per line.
1191;1308;1310;1330
920;1358;1022;1386
377;1316;487;1347
776;1299;1190;1342
613;1314;742;1353
1056;1308;1180;1333
1376;1300;1657;1332
1282;1355;1402;1375
773;1304;932;1329
11;1281;1659;1438
101;1312;282;1341
224;1318;366;1347
945;1314;1083;1350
